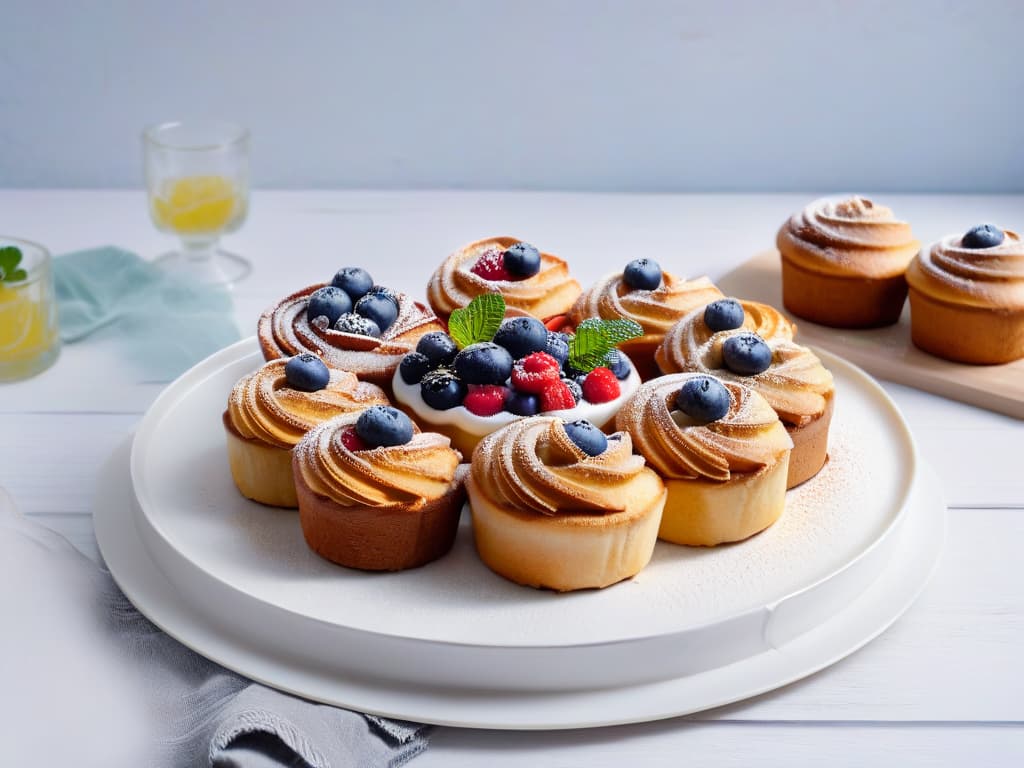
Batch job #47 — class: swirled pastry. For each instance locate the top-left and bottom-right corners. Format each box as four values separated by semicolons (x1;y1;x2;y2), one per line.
466;417;665;591
223;356;390;507
655;300;834;487
616;373;792;546
293;409;465;571
906;225;1024;364
258;283;445;391
777;196;920;327
569;265;723;380
426;237;581;321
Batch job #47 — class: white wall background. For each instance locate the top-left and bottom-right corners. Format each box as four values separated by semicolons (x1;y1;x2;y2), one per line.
1;0;1020;192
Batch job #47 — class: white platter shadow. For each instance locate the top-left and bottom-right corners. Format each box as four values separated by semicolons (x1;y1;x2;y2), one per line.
94;337;946;729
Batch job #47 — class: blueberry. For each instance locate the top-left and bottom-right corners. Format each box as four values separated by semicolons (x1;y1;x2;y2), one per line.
604;349;632;380
722;332;772;376
416;331;458;368
355;405;414;448
365;284;400;307
306;286;352;326
962;224;1005;249
675;376;731;424
506;391;540;416
493;317;548;359
562;377;583;404
503;241;542;279
453;342;514;386
704;298;745;333
334;312;381;338
623;258;662;291
544;332;570;367
331;267;374;301
354;293;399;333
284;353;330;392
399;352;431;385
420;369;467;410
562;419;608;457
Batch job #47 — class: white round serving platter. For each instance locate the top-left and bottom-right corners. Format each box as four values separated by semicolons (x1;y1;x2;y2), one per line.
95;337;946;729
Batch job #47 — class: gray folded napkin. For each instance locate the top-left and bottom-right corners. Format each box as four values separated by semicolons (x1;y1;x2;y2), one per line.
0;488;429;767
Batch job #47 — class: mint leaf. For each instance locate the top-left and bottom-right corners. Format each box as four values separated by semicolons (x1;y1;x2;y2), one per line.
6;268;27;282
567;318;643;372
0;246;22;281
448;293;506;349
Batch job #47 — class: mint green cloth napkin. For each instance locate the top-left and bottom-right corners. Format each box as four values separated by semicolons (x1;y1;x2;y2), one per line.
54;247;241;381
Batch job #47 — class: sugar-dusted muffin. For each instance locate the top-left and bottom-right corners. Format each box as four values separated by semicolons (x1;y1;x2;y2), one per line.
656;298;834;488
617;373;793;547
258;266;445;391
293;406;465;571
224;354;390;507
392;294;642;455
906;224;1024;364
427;236;581;322
777;196;920;328
466;417;666;592
569;257;723;380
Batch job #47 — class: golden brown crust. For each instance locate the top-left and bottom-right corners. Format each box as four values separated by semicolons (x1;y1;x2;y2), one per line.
426;236;581;321
908;286;1024;364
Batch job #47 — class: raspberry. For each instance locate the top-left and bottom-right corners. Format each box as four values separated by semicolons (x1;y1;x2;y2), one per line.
463;384;509;416
539;380;577;412
582;367;621;404
469;248;513;281
340;425;368;451
511;352;561;394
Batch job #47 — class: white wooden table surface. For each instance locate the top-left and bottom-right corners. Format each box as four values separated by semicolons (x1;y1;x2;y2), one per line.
2;190;1022;766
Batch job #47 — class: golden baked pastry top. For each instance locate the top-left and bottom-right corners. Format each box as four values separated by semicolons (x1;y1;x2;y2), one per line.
777;196;920;279
616;373;792;482
906;229;1024;310
227;359;389;449
656;301;834;426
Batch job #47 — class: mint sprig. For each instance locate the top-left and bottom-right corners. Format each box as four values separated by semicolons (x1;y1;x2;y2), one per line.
448;293;506;349
567;318;643;372
0;246;27;283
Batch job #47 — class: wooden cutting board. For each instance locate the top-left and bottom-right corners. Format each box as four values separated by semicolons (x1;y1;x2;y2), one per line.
717;250;1024;420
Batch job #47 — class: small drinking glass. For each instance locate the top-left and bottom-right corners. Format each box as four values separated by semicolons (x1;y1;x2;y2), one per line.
143;120;251;285
0;237;60;381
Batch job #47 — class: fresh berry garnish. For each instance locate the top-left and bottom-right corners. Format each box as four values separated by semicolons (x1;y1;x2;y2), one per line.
722;332;772;376
502;241;541;279
544;331;570;367
463;384;509;416
563;419;608;457
453;342;514;386
340;425;368;452
704;298;745;332
561;377;583;405
962;224;1005;249
581;367;621;404
331;267;374;302
510;352;561;394
420;369;467;410
539;380;577;411
355;405;414;447
284;352;330;392
416;331;458;367
506;391;540;416
603;350;632;380
469;247;513;281
365;285;400;306
399;352;431;385
675;376;731;424
493;316;548;359
354;293;399;333
307;286;352;326
333;312;381;337
623;258;662;291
